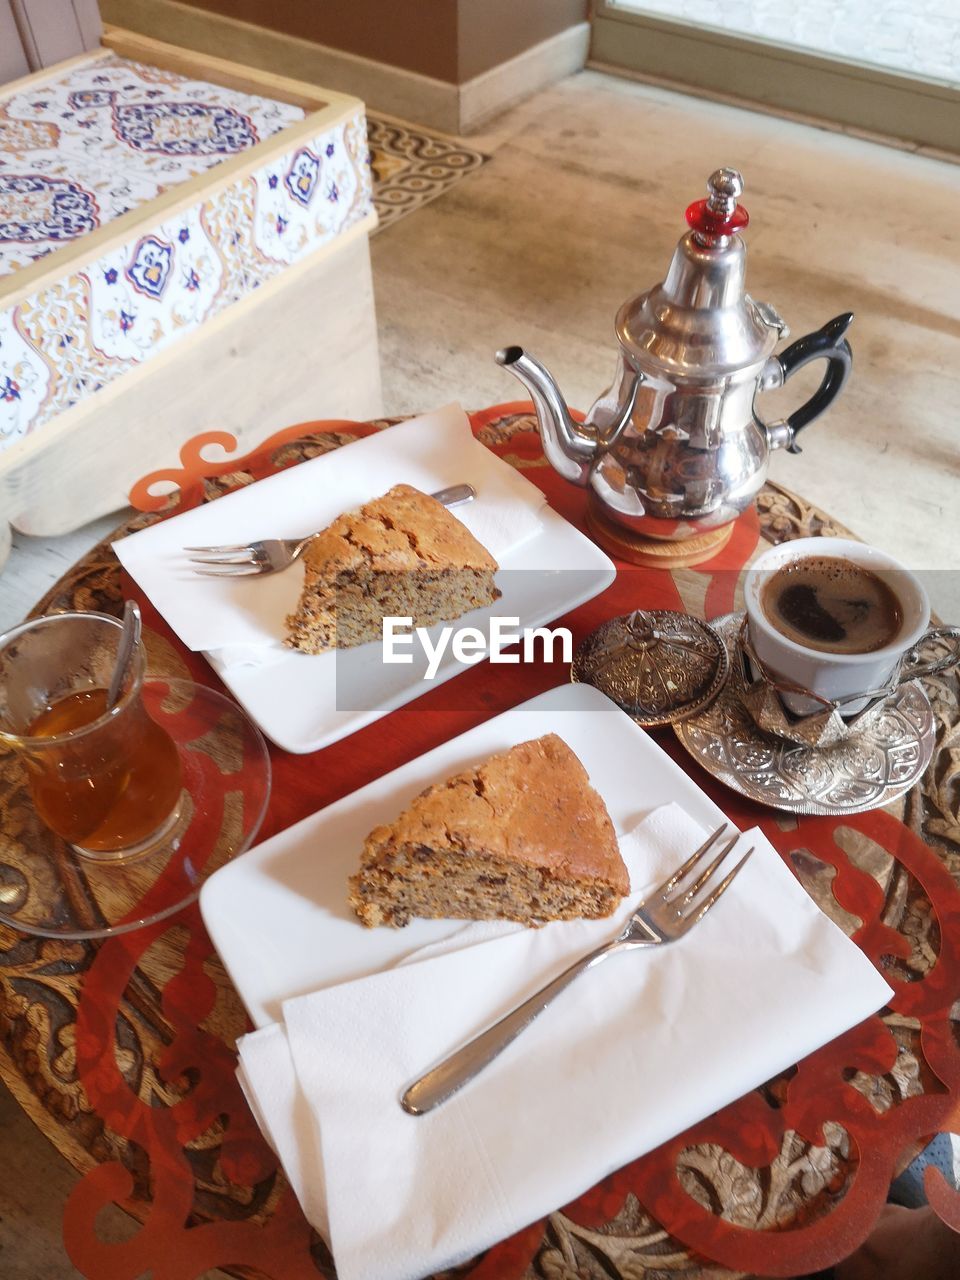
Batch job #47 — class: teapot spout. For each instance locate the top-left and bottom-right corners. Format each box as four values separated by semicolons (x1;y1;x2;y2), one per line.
495;346;598;485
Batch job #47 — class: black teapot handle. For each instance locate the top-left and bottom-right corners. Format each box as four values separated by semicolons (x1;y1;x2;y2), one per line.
771;312;854;453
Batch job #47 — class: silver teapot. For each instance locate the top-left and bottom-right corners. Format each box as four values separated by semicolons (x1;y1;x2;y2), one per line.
497;169;853;542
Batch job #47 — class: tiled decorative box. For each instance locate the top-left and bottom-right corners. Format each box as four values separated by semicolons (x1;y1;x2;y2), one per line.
0;29;381;561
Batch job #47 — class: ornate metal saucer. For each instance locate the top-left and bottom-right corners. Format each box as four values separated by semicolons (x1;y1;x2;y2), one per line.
674;614;936;816
571;609;729;726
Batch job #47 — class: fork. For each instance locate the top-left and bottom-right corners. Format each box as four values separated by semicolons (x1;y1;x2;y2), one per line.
184;483;477;577
400;823;753;1116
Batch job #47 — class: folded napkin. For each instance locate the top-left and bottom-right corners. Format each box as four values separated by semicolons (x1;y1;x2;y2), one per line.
236;803;892;1280
112;404;546;661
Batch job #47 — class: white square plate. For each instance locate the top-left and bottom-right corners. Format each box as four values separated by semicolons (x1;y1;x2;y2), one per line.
199;683;730;1027
114;407;615;753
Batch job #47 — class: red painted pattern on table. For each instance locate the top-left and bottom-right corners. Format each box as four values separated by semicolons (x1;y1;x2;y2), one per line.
61;405;960;1277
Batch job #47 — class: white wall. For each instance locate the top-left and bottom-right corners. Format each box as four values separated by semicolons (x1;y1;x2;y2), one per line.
608;0;960;86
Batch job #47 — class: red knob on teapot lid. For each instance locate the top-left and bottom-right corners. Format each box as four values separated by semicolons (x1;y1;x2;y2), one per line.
685;168;749;245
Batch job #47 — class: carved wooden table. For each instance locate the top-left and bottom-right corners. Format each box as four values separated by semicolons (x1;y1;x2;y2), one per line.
1;403;958;1279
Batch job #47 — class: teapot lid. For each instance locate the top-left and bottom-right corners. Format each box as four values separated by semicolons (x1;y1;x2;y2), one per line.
616;169;786;378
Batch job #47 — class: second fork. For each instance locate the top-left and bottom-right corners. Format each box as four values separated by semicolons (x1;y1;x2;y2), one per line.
401;822;754;1116
185;483;477;577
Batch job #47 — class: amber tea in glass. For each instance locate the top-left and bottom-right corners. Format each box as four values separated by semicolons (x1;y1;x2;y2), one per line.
0;612;183;860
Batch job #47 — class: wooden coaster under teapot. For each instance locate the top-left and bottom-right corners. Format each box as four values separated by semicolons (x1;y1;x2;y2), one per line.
585;495;734;568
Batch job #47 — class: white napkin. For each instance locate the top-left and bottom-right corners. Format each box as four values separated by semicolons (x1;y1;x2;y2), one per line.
112;404;546;661
236;803;891;1280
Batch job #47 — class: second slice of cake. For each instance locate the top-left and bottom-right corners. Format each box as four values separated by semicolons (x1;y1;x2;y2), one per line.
349;734;629;927
284;484;500;654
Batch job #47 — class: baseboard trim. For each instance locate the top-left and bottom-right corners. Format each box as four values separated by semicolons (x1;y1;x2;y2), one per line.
459;22;591;132
101;0;588;135
101;0;461;130
590;6;960;157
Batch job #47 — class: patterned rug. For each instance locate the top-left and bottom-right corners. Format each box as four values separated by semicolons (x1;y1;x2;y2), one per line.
366;116;488;232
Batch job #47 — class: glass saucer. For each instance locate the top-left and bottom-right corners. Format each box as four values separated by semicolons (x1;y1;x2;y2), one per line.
0;679;271;939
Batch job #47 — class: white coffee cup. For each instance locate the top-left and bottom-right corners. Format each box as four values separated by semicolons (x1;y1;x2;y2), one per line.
744;537;934;717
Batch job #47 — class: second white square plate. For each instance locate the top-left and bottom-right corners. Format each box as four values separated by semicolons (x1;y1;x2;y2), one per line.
115;406;615;753
199;683;730;1027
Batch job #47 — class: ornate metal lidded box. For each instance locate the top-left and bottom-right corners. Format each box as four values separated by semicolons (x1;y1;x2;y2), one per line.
0;29;382;562
572;609;729;726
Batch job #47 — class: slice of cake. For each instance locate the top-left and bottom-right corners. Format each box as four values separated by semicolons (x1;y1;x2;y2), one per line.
348;734;629;928
284;484;500;654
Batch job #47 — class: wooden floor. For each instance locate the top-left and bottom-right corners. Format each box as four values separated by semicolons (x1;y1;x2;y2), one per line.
2;64;960;1276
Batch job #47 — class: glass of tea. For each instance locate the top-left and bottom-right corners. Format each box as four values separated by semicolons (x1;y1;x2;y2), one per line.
0;611;183;860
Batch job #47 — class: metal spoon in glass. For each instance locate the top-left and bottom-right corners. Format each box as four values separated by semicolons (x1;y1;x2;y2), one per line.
106;600;142;710
184;483;477;577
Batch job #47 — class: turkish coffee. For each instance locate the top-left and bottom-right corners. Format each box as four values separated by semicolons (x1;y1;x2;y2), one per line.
760;556;903;655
